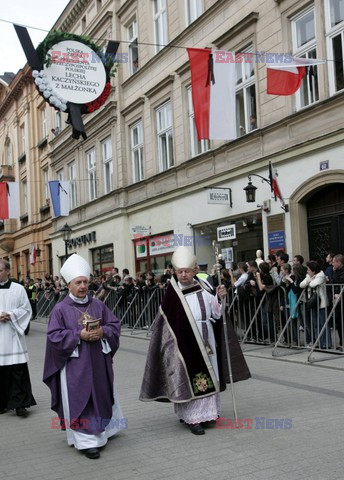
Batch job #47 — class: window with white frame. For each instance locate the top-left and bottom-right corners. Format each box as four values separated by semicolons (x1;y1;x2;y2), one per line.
153;0;168;52
156;102;174;171
187;87;210;156
87;148;97;201
235;47;257;136
5;139;12;165
57;168;64;182
130;121;144;182
41;108;47;139
292;7;319;108
128;20;139;74
186;0;203;25
326;0;344;93
68;161;77;210
20;124;26;153
102;137;113;193
55;111;62;131
43;168;49;202
22;180;28;214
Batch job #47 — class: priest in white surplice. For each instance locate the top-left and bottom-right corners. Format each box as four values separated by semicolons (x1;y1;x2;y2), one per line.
0;259;36;416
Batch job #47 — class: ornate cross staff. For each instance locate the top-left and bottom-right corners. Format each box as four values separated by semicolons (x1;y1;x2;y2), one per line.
212;240;238;422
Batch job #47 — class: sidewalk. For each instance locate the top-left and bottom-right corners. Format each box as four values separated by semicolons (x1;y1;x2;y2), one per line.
1;321;344;480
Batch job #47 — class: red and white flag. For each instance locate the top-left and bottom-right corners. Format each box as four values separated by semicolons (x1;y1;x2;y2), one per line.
0;182;20;219
267;57;325;95
187;48;236;140
30;245;36;265
269;162;284;205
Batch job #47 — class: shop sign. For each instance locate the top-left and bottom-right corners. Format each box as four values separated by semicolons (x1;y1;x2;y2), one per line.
67;231;96;248
149;233;176;255
268;230;285;254
207;188;231;205
217;224;236;242
221;247;233;264
130;225;151;236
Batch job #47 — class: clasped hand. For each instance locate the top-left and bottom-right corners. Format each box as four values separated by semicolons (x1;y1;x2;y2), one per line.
80;327;103;342
0;312;11;323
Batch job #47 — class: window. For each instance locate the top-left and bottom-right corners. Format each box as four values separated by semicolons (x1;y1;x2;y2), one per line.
130;121;144;182
187;87;209;156
43;168;49;202
187;0;203;25
41;108;47;139
326;0;344;93
87;148;97;201
57;168;64;182
292;7;319;108
156;102;174;171
22;181;28;214
153;0;168;52
102;137;113;194
68;161;77;210
55;111;62;131
5;139;12;165
235;47;257;136
20;125;26;153
128;20;139;74
92;244;114;274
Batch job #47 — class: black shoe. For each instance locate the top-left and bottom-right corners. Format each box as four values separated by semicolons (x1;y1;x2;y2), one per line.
202;419;216;427
16;407;28;417
187;423;205;435
0;408;8;414
84;448;100;459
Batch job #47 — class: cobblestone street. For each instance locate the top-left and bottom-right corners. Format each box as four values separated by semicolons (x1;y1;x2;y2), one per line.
2;321;344;480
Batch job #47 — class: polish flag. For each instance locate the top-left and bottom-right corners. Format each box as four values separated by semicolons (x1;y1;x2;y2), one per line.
0;182;20;219
187;48;236;140
269;162;284;205
267;57;325;95
49;181;70;217
30;245;36;265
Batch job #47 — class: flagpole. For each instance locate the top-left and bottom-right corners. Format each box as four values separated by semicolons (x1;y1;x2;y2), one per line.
212;240;238;423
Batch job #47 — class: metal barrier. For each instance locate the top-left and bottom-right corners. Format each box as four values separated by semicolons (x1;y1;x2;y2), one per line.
36;281;344;364
36;290;68;318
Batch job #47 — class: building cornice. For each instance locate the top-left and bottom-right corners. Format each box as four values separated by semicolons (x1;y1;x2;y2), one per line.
116;0;137;18
212;12;259;47
121;96;145;117
144;75;175;99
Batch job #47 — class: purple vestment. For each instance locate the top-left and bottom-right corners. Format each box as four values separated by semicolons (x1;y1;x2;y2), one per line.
43;295;120;435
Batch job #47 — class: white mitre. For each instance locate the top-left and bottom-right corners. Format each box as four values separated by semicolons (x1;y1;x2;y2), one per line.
171;246;196;269
60;254;92;284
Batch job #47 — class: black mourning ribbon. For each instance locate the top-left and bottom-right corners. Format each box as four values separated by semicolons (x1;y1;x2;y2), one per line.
58;182;67;195
206;53;215;87
14;24;120;141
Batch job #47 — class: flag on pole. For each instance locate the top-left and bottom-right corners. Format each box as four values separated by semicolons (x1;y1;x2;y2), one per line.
267;57;325;95
0;182;20;219
30;244;36;265
269;162;285;206
49;181;70;217
187;48;236;140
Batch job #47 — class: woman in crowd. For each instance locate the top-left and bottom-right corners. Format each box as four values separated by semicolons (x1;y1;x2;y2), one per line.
300;261;332;349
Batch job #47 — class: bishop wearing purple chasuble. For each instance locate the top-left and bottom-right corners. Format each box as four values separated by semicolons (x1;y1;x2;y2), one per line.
43;254;123;460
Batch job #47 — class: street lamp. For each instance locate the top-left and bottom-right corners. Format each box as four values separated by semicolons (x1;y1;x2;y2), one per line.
60;223;73;262
243;162;289;212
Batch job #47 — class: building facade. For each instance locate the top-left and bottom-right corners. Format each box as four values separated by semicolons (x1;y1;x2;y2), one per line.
1;0;344;277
